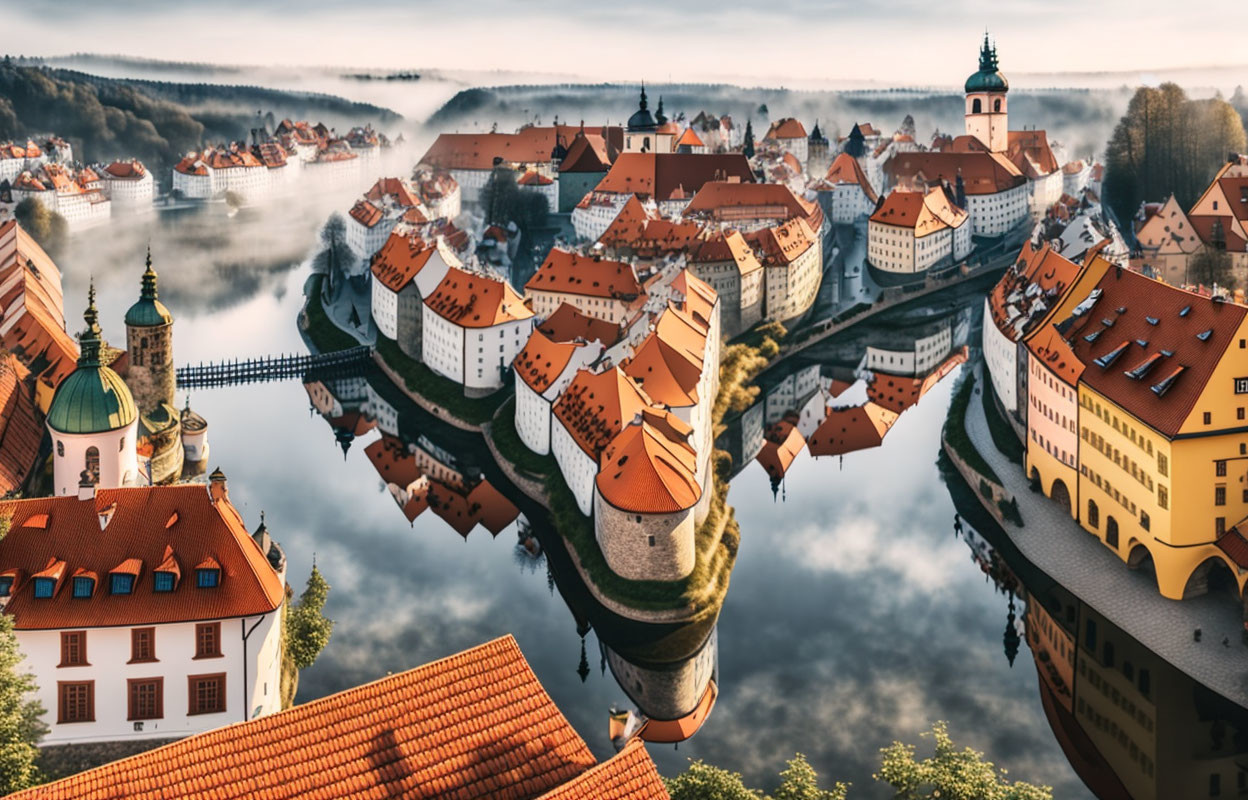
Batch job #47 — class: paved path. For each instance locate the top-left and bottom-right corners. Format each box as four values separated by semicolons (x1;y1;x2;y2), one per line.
964;363;1248;706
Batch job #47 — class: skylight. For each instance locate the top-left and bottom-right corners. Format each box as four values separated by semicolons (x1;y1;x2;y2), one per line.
1094;341;1130;369
1101;318;1115;327
1083;330;1102;343
1145;316;1159;326
1197;329;1214;342
1124;353;1162;380
1179;305;1191;317
1136;339;1148;348
1151;366;1186;396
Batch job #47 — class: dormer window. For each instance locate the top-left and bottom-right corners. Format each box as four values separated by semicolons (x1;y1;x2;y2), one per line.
110;574;134;595
153;572;175;593
196;569;220;589
33;578;54;599
0;576;12;597
72;577;94;599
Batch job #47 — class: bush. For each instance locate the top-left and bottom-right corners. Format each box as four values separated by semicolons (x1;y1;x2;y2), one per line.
13;199;66;257
980;384;1024;466
942;374;1001;484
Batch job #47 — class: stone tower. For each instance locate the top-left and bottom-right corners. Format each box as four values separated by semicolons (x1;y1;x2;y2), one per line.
124;248;175;417
964;33;1009;153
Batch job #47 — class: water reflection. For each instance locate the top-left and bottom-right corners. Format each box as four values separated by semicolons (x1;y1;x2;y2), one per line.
946;451;1248;800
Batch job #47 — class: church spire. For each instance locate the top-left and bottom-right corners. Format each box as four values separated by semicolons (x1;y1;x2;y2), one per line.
141;245;159;303
979;31;999;72
78;280;103;368
638;83;648;112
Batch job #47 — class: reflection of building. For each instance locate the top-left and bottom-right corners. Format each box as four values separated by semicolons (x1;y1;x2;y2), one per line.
607;627;718;746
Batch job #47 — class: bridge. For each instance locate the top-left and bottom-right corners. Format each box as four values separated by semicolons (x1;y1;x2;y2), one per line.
175;346;373;389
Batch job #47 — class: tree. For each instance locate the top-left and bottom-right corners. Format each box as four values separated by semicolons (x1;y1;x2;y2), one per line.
743;119;756;159
13;199;67;257
1104;83;1247;227
774;755;848;800
286;565;333;671
0;515;45;794
313;212;354;298
1189;246;1235;288
665;760;761;800
874;722;1051;800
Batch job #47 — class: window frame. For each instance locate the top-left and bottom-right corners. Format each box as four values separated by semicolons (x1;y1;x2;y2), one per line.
71;576;94;599
194;622;222;660
130;627;156;664
196;569;220;589
127;677;164;721
57;680;95;724
110;573;135;596
187;673;226;716
153;571;175;593
59;631;88;668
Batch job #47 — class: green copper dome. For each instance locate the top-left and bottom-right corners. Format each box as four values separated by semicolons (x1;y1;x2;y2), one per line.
965;34;1009;94
47;285;138;435
124;248;173;328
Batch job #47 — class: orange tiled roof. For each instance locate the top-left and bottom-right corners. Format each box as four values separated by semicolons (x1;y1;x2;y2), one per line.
687;230;761;277
371;233;438;292
869;186;967;234
421;126;617;171
596;409;700;514
365;177;421;208
9;635;596;800
674;128;704;149
553;367;651;458
365;436;422;490
1007;130;1059;176
1135;195;1201;256
0;355;39;496
526;250;642;301
519;170;555;186
745;218;817;266
885;151;1025;195
765;118;807;140
599;200;705;257
539;303;622;347
349;199;384;228
514;330;588;394
624;323;702;406
0;485;283;630
425;267;534;328
756;417;806;480
821;152;878;202
670;270;717;330
0;221;78;387
102;160;146;179
592;153;754;202
534;740;670;800
986;240;1080;343
683;182;822;229
560;133;614;174
808;403;897;457
1026;323;1083;387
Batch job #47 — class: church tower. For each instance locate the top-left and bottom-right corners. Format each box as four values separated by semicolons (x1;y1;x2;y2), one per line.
625;85;659;153
46;285;140;496
964;33;1009;153
124;248;175;416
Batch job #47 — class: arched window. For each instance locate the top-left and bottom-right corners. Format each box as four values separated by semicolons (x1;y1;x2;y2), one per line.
56;441;64;457
972;98;982;114
85;447;100;485
993;98;1002;112
1087;499;1099;528
643;137;651;152
1106;517;1119;548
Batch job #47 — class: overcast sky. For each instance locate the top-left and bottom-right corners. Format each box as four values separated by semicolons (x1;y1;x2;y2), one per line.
7;0;1248;88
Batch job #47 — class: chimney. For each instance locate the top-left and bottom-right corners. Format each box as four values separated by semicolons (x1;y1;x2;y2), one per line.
77;471;95;502
209;467;228;505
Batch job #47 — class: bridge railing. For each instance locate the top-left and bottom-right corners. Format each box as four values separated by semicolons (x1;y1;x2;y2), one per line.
175;346;372;389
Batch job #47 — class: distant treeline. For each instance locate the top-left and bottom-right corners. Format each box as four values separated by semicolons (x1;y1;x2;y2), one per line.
0;57;402;185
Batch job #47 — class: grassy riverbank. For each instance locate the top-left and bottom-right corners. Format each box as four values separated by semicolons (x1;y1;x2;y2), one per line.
301;274;360;353
374;335;506;425
944;374;1002;484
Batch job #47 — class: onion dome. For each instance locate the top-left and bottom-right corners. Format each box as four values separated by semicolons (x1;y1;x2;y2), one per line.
124;247;173;328
47;283;138;434
965;33;1009;94
627;85;658;132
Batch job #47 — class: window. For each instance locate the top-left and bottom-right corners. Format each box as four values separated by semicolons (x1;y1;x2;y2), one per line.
1217;487;1227;506
72;577;94;598
59;631;87;667
84;446;100;484
1205;411;1213;425
58;681;94;723
127;678;163;721
33;578;54;599
56;441;63;457
0;576;12;597
110;574;134;595
1087;500;1099;529
972;98;982;114
1107;517;1119;548
1158;453;1168;477
1159;485;1169;510
130;628;155;663
994;98;1002;112
1217;517;1227;536
1217;460;1228;477
188;674;226;716
153;571;175;593
196;569;220;589
1084;618;1097;650
195;622;221;659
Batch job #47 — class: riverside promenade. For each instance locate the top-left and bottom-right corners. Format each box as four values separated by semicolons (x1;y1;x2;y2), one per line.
960;362;1248;707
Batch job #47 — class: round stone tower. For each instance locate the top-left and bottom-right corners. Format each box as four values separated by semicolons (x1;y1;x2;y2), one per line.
124;248;175;417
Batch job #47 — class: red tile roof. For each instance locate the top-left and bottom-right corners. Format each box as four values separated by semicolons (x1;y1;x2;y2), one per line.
687;230;762;277
745;218;818;266
9;636;596;800
674;128;704;149
365;176;421;207
869;186;967;234
597;409;700;513
349;199;384;228
591;153;754;202
599;198;705;257
421;127;618;171
1067;267;1247;437
553;368;651;458
560;133;614;174
102;160;146;179
519;170;555;186
539;303;622;347
765;118;807;140
0;485;283;629
1007;130;1059;176
526;250;642;300
808;403;896;457
1026;323;1083;386
1217;524;1248;569
986;240;1081;343
756;418;806;480
683;182;822;230
425;267;534;328
670;270;718;330
885;151;1025;195
0;355;39;496
534;740;669;800
514;330;588;394
371;232;438;292
623;327;702;406
0;221;78;387
819;152;878;202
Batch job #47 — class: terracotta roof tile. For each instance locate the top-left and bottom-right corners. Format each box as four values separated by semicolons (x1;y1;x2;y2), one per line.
534;740;670;800
0;485;283;629
808;403;897;457
553;368;651;458
538;303;622;347
426;267;534;328
765;118;807;140
526;250;642;301
514;330;589;394
819;153;878;202
591;153;754;203
371;232;438;293
421;127;618;171
885;151;1025;195
756;417;806;480
0;355;39;495
0;221;78;387
9;636;596;800
596;409;700;513
683;182;822;230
